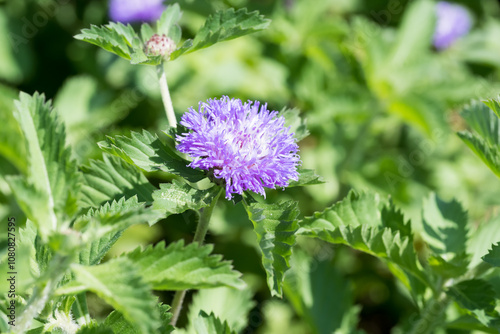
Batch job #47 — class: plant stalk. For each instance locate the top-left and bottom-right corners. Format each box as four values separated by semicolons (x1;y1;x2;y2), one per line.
169;189;223;327
408;294;449;334
157;63;177;128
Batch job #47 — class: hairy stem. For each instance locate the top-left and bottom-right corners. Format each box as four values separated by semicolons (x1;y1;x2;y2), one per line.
13;254;73;333
169;189;223;327
157;63;177;128
408;294;449;334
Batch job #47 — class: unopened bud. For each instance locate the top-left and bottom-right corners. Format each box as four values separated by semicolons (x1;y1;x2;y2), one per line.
146;33;175;58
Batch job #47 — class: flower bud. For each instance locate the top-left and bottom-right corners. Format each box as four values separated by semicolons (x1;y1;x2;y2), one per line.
146;34;176;58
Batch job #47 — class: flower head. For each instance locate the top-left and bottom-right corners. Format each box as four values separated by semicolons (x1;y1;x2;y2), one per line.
146;34;176;58
109;0;166;23
433;1;472;50
176;97;301;199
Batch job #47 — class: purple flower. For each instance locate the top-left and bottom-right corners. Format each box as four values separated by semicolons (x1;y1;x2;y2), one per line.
109;0;166;23
176;97;301;199
433;2;472;50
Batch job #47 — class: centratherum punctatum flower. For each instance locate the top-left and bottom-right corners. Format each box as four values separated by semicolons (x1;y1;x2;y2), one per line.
176;97;301;199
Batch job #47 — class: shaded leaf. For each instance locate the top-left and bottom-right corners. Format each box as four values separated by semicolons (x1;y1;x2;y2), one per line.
447;279;496;313
103;303;173;334
483;243;500;267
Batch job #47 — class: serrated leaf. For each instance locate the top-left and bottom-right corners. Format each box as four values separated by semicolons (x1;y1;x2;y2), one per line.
74;196;162;240
157;4;182;44
77;324;114;334
99;130;205;182
284;251;352;334
152;180;220;216
187;287;255;332
57;258;160;334
287;169;324;187
78;230;122;266
124;240;245;290
7;92;80;239
103;303;173;334
75;22;162;66
193;311;236;334
298;191;430;289
80;154;156;208
421;193;469;259
170;8;270;60
468;213;500;267
243;199;299;297
458;100;500;178
279;107;309;141
447;279;496;313
482;243;500;267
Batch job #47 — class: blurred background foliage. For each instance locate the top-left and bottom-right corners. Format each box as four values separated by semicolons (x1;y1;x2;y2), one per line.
2;0;500;333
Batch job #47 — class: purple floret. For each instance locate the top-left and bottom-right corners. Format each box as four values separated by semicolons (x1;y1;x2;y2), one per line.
109;0;166;23
176;96;301;199
433;1;472;50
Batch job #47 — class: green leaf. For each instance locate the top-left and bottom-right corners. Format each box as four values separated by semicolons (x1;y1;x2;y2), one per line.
298;191;430;289
80;154;156;208
170;8;270;60
287;169;324;187
74;196;162;239
279;107;309;141
156;4;182;44
193;311;236;334
57;258;160;334
421;193;469;258
103;303;173;334
458;100;500;178
77;230;122;266
283;251;352;334
389;0;435;66
7;92;80;239
243;199;299;297
152;180;220;216
468;213;500;267
77;324;114;334
187;287;255;332
447;279;496;313
74;22;162;66
482;243;500;267
99;130;205;182
124;240;245;290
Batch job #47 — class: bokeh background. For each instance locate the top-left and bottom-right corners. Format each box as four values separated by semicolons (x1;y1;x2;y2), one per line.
2;0;500;333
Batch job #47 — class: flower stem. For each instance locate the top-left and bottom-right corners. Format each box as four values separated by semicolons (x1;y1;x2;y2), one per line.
169;189;223;327
408;294;449;334
157;63;177;128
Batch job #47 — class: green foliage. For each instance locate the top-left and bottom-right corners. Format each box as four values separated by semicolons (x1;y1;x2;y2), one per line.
288;169;325;187
298;191;430;290
7;92;80;239
186;287;255;332
458;99;500;178
74;196;162;239
192;311;236;334
170;8;271;60
80;155;156;208
279;107;310;141
152;180;220;216
58;258;160;334
99;130;205;182
244;199;300;297
74;22;162;66
483;243;500;267
284;251;353;334
447;279;497;313
124;240;245;290
103;304;173;334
